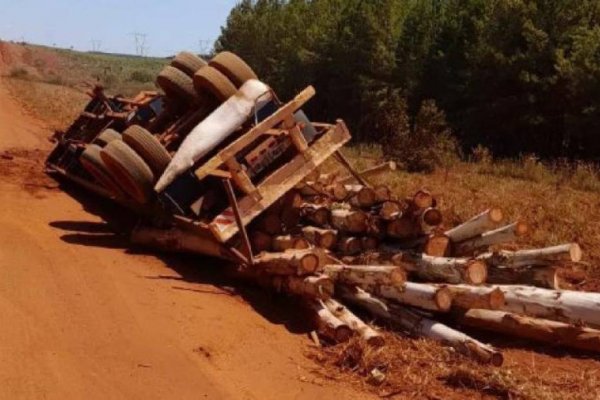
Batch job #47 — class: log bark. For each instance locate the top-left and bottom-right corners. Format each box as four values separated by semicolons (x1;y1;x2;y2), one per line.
412;189;434;209
379;201;403;220
323;264;407;286
300;203;331;227
272;235;310;252
368;282;452;312
337;287;502;365
444;284;505;310
386;216;415;239
445;208;504;243
458;309;600;353
327;182;348;201
309;300;353;343
494;285;600;327
373;185;392;202
330;208;368;234
346;185;378;208
253;249;321;276
486;266;561;289
325;298;384;346
301;226;338;249
393;253;487;285
478;243;582;268
336;236;363;256
453;221;529;256
250;230;272;253
424;235;451;257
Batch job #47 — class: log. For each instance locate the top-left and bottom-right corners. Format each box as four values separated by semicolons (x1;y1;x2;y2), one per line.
373;185;392;202
327;182;348;201
444;285;505;310
478;243;582;268
419;207;443;234
255;212;283;235
253;249;321;276
366;215;385;238
338;287;502;365
424;235;451;257
393;253;487;285
325;298;385;346
300;203;330;227
330;208;368;233
379;201;403;220
284;274;334;300
458;309;600;353
486;266;561;289
445;208;504;243
453;221;529;256
368;282;452;312
495;285;600;327
386;216;415;239
279;191;302;228
323;264;407;286
361;236;379;250
272;235;310;252
250;230;272;253
346;185;378;208
336;236;363;256
309;300;353;343
301;226;338;249
412;189;434;209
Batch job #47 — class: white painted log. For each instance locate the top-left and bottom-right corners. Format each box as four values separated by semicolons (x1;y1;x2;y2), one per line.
477;243;582;268
396;253;487;285
494;285;600;327
453;221;529;255
301;226;338;249
445;208;504;243
325;298;384;346
458;309;600;353
309;300;353;343
323;264;406;286
272;235;310;252
330;208;368;233
253;249;321;276
156;80;272;192
444;284;505;310
368;282;452;312
337;287;502;365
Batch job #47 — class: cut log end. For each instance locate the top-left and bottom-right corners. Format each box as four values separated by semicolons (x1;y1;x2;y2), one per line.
570;243;582;262
488;288;506;309
489;207;504;223
413;189;433;209
300;253;320;274
425;235;450;257
435;287;453;311
515;221;529;237
464;260;488;285
334;326;354;343
423;208;443;226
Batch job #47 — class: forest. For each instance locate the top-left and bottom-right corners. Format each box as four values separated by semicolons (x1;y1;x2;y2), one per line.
216;0;600;166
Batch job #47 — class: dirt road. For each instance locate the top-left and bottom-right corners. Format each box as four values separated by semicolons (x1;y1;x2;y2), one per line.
0;79;366;399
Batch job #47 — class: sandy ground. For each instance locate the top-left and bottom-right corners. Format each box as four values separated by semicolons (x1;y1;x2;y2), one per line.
0;78;368;399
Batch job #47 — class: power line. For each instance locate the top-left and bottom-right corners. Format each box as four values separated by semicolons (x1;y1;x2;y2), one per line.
129;32;148;56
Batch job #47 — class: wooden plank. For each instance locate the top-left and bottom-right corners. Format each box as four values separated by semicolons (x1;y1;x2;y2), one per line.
195;86;316;181
209;120;351;243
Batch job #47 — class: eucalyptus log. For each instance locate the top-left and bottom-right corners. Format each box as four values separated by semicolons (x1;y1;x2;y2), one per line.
253;249;321;276
336;236;363;256
301;203;330;227
487;266;561;289
419;207;443;234
458;309;600;353
453;221;529;256
424;235;451;257
412;189;434;209
279;191;302;228
330;208;368;233
310;300;353;343
386;216;415;239
255;212;283;235
361;236;379;250
373;185;392;202
495;285;600;327
327;182;348;201
368;282;452;312
393;253;487;285
325;298;384;346
445;208;504;243
346;185;378;208
272;235;310;252
478;243;582;268
323;264;407;286
444;285;505;310
301;226;338;249
338;287;502;365
379;201;403;220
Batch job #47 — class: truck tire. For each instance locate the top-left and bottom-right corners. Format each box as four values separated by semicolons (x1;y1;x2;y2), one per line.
100;140;155;204
80;144;126;198
193;66;237;102
209;51;258;87
156;66;199;105
122;125;171;177
93;129;121;147
171;51;207;77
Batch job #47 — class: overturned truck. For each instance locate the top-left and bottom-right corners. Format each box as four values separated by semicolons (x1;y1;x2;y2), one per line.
46;51;600;368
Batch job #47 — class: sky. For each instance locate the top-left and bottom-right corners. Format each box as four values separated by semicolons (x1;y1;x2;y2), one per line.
0;0;240;57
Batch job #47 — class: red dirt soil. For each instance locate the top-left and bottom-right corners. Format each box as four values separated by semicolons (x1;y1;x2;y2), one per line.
0;76;368;399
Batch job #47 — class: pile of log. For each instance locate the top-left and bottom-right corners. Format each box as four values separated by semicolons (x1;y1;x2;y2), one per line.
239;168;599;366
